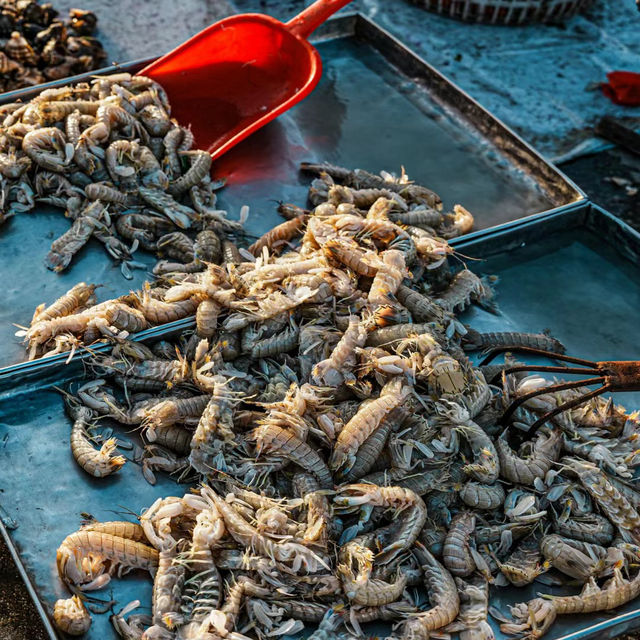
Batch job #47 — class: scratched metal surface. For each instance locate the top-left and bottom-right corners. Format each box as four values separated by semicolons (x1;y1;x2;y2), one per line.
2;205;640;640
0;13;583;370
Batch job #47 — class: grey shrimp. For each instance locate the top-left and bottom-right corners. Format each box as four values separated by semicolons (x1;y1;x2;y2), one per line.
496;426;562;486
400;545;459;640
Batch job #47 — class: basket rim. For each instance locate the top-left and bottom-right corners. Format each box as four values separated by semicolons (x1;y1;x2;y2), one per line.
407;0;594;24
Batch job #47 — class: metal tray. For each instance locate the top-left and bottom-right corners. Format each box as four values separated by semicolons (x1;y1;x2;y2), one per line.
2;202;640;640
456;202;640;408
0;12;585;370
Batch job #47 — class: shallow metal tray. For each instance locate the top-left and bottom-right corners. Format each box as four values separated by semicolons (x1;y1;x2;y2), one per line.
0;12;584;369
456;202;640;410
2;202;640;640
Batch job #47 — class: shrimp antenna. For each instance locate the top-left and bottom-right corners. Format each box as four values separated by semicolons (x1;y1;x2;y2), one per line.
112;505;141;519
450;249;483;263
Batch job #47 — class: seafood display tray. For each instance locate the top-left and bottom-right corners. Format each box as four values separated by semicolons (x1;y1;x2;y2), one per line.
0;11;585;370
2;202;640;640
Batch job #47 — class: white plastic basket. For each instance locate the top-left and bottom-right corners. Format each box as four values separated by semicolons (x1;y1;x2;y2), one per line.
406;0;594;24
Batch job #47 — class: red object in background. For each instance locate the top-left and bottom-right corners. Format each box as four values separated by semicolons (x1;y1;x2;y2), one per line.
602;71;640;107
140;0;353;160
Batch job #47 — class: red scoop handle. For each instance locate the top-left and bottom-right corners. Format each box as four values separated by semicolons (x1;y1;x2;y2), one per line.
287;0;354;40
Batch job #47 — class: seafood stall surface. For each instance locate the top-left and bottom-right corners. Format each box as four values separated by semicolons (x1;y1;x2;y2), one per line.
45;178;640;639
13;116;474;361
0;18;586;370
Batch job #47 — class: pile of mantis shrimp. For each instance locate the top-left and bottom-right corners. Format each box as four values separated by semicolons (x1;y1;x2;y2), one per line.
47;170;640;640
0;70;245;278
16;158;472;361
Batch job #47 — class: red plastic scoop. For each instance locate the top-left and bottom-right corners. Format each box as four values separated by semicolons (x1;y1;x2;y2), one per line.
139;0;353;160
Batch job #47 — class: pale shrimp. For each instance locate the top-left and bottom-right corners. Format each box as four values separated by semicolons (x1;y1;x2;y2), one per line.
96;354;189;386
448;204;475;236
436;270;496;314
57;529;158;590
65;398;126;478
0;148;31;178
502;568;640;639
183;567;223;625
53;596;92;636
248;214;307;256
85;301;148;338
564;457;640;536
368;249;407;306
31;282;97;325
141;493;210;552
38;100;99;123
143;395;210;431
22;312;94;359
81;520;147;543
205;490;329;573
366;322;442;349
150;544;186;630
342;406;406;483
189;500;226;570
193;299;219;338
22;126;74;171
335;484;426;562
292;472;334;545
338;561;407;606
311;316;368;387
251;422;333;489
190;376;237;473
133;285;199;324
242;255;326;285
331;377;411;476
322;237;380;277
400;545;459;640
